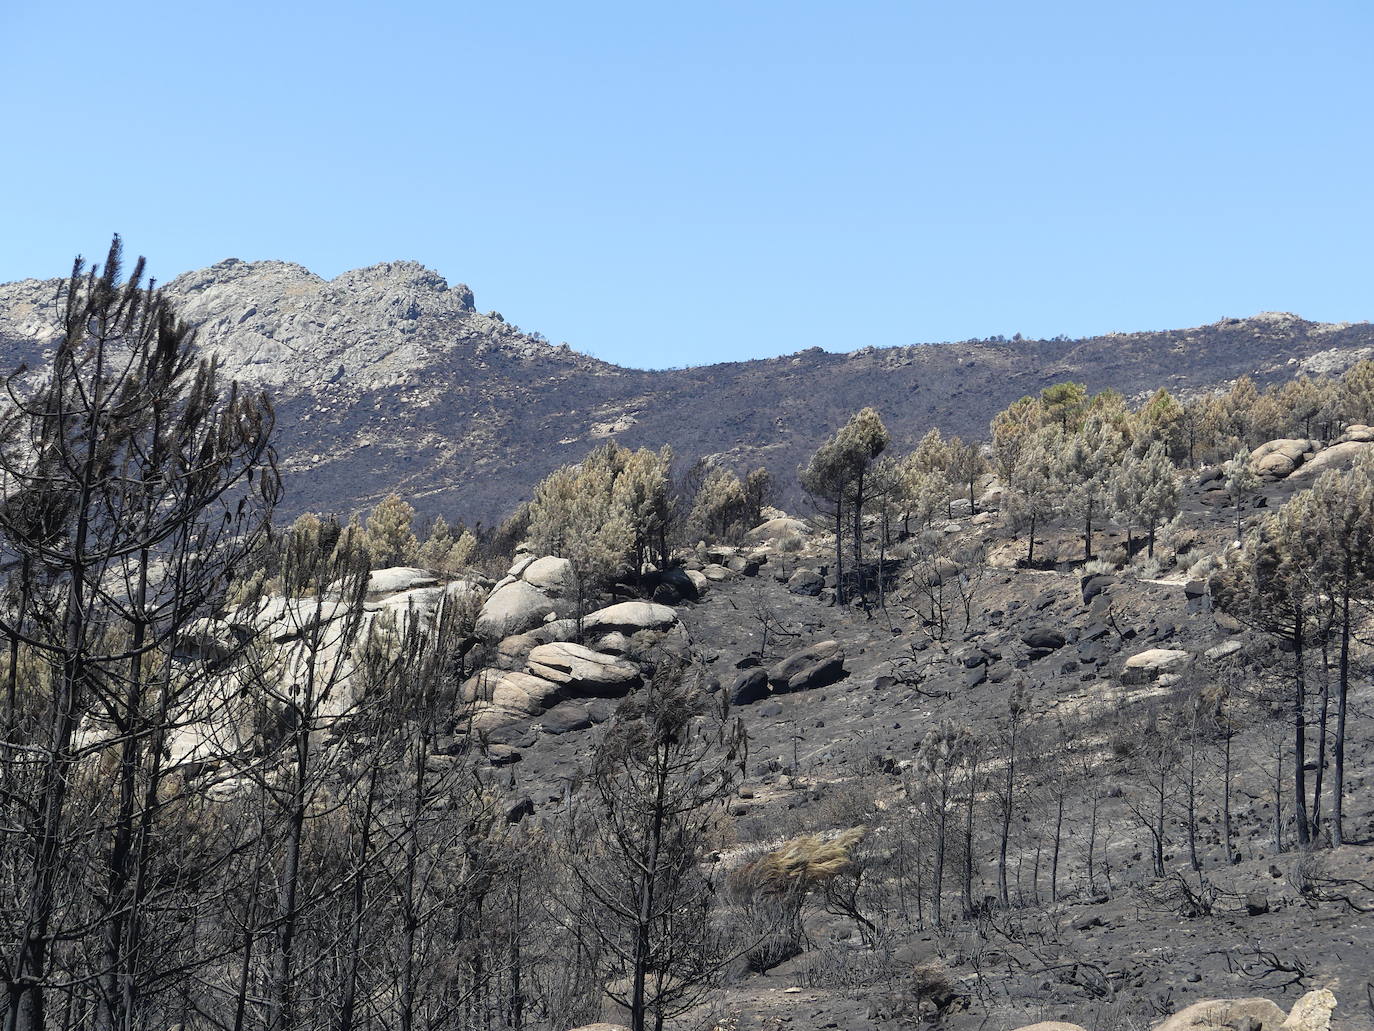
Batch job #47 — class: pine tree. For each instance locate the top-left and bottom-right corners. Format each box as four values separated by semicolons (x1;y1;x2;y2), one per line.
1223;447;1261;541
1058;410;1124;561
1003;426;1063;565
0;238;280;1029
688;467;748;542
1211;504;1316;847
1040;381;1088;431
363;493;419;568
837;407;891;563
1136;387;1187;463
945;436;985;513
1290;457;1374;844
527;446;633;618
1341;359;1374;426
418;515;477;573
1111;441;1180;557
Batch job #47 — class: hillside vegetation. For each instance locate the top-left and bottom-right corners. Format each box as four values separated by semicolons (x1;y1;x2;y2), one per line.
1;246;1370;1031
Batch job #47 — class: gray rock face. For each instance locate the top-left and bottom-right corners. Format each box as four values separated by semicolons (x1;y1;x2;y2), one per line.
526;642;641;697
767;641;845;692
460;669;563;731
787;568;824;596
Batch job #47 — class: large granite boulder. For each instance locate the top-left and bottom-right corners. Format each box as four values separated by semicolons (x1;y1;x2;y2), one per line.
459;669;563;731
237;596;352;643
1288;439;1374;480
362;566;440;600
743;516;810;545
518;555;578;597
1250;438;1318;479
581;601;679;634
1342;423;1374;442
527;642;641;697
1122;647;1190;684
370;579;485;621
474;557;579;641
475;580;560;641
1153;997;1288;1031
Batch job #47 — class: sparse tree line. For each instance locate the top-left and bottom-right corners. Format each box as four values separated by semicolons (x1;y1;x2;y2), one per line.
240;358;1374;620
1211;452;1374;851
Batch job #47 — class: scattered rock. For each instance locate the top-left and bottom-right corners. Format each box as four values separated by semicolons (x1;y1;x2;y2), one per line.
1206;639;1243;661
505;797;535;824
1021;628;1067;651
1081;574;1116;604
730;668;771;705
787;568;824;596
485;743;522;767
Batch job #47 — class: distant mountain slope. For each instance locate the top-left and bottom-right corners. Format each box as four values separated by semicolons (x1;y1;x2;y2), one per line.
2;261;1371;523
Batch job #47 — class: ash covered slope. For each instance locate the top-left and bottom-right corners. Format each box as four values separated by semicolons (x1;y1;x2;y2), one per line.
2;260;1372;522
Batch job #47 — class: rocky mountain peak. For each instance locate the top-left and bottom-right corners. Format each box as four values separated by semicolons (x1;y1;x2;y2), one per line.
146;258;543;392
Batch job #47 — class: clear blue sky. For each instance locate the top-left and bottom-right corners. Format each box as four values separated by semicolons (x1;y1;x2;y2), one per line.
2;1;1370;368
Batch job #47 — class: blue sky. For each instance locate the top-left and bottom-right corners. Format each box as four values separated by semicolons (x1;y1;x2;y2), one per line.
2;1;1370;368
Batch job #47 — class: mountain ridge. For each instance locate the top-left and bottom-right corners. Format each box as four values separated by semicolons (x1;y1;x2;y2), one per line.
2;258;1372;524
